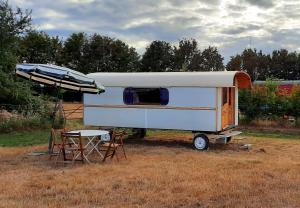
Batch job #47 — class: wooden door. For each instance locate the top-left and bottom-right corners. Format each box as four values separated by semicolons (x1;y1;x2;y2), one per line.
221;87;235;129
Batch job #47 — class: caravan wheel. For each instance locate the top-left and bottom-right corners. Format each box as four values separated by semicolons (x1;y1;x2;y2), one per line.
131;128;146;139
193;134;209;150
226;137;232;143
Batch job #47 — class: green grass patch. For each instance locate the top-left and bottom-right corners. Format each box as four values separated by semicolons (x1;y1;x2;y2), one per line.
0;128;299;147
147;129;191;137
147;129;300;140
241;130;300;140
0;131;49;147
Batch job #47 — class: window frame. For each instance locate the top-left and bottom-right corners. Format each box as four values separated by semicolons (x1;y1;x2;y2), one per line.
123;87;169;106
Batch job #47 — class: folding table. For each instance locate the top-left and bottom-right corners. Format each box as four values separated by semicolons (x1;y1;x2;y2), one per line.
67;130;110;163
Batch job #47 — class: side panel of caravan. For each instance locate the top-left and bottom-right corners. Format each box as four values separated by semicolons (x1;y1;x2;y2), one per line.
84;87;218;132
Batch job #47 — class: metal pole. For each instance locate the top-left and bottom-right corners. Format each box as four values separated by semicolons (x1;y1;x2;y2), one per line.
48;86;61;154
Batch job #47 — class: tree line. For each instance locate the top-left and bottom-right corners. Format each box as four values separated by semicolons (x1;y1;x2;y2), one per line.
2;0;300;80
18;32;225;73
17;32;300;81
226;48;300;80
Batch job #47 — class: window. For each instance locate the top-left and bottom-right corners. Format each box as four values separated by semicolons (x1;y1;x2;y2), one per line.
123;88;169;105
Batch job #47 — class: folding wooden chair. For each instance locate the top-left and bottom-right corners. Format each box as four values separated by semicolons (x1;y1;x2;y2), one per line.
55;132;86;164
49;128;67;160
100;130;127;162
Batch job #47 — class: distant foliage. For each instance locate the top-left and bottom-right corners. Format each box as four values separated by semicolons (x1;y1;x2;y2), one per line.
62;33;140;73
0;1;49;117
227;48;300;81
0;111;50;133
141;38;224;72
141;40;174;72
0;0;31;72
19;31;63;64
239;79;300;124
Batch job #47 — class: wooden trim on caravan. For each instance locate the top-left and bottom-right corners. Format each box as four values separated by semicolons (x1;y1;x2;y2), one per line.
84;104;216;111
216;88;219;131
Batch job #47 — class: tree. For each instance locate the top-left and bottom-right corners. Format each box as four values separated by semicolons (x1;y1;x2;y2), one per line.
173;39;224;71
198;46;224;71
240;49;259;80
0;0;31;72
255;51;271;80
141;40;173;72
173;38;198;71
226;54;242;71
227;48;300;81
227;48;265;81
19;31;63;64
81;34;140;73
62;33;140;73
270;49;288;79
61;32;87;71
0;0;48;109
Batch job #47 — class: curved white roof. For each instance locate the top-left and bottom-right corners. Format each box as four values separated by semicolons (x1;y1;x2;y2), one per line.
87;71;251;88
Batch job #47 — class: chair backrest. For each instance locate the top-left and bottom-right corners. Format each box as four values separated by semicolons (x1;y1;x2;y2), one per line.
61;132;82;147
111;130;126;145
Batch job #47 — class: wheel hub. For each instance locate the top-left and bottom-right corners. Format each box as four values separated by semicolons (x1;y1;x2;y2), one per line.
194;137;206;150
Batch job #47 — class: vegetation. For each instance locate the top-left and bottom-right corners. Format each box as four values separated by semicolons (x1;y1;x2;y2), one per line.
1;1;300;132
0;131;299;207
61;33;141;73
0;130;48;147
241;130;300;139
239;78;300;124
0;115;50;133
227;48;300;81
0;1;48;111
19;31;63;65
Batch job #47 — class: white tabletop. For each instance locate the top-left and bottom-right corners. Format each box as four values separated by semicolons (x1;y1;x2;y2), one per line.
67;130;109;137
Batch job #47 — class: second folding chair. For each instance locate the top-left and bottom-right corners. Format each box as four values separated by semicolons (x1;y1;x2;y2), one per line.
99;130;127;162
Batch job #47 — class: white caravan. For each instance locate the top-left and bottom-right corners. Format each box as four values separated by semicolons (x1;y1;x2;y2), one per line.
84;71;251;150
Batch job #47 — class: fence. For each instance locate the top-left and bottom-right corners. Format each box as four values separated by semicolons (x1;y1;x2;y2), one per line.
62;103;83;120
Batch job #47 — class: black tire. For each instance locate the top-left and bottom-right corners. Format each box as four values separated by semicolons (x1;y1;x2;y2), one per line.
193;134;209;150
226;136;232;143
132;128;146;139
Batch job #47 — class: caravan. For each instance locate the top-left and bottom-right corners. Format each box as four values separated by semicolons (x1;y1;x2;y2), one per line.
84;71;251;150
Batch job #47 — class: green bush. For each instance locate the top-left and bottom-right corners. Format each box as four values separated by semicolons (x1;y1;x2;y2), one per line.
0;115;51;133
239;78;300;125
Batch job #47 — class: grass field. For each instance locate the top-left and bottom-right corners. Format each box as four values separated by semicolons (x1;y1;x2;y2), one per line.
0;130;299;207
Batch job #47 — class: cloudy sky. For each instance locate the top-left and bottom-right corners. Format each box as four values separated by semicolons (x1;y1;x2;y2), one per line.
9;0;300;63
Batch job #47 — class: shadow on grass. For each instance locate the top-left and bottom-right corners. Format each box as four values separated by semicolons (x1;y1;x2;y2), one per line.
126;137;192;149
125;136;242;152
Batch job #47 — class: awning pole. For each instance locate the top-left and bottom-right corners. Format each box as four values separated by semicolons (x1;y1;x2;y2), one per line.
48;85;61;154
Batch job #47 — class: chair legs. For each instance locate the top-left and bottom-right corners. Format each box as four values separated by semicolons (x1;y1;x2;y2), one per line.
102;145;127;162
102;145;113;162
117;146;127;160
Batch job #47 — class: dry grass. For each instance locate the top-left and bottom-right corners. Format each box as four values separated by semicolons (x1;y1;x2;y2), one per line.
0;131;300;208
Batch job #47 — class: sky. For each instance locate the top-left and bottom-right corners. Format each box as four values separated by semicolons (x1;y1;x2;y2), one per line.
9;0;300;63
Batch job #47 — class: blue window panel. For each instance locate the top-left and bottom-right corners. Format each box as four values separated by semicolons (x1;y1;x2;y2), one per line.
123;87;134;104
160;88;169;105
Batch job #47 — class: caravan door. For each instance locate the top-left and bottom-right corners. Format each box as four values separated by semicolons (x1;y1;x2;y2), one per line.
221;87;235;129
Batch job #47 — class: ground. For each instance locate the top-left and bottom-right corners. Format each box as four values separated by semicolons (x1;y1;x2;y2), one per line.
0;130;299;208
